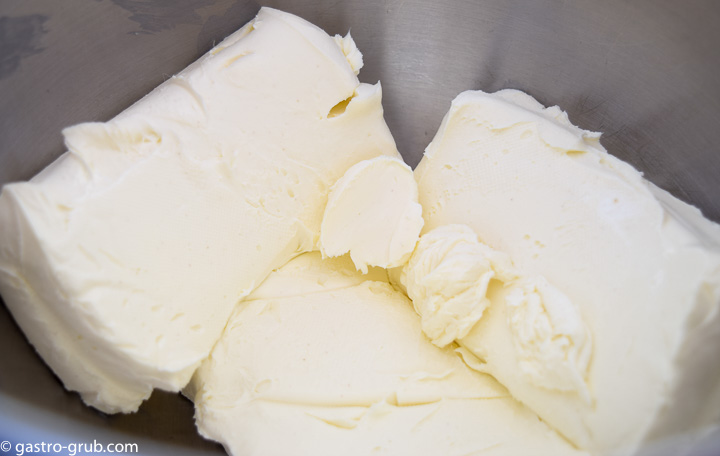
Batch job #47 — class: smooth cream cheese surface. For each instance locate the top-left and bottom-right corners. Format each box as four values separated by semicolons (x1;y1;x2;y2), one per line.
320;156;424;273
187;252;587;456
413;89;720;454
0;7;399;414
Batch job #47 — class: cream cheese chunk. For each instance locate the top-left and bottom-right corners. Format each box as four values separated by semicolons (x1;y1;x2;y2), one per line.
187;252;586;456
399;224;510;347
502;275;592;399
401;224;592;400
0;7;400;414
320;156;423;273
413;89;720;453
333;32;363;75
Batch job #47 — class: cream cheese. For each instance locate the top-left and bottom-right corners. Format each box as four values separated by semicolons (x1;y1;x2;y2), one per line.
399;224;505;347
0;7;399;414
401;224;592;400
188;252;587;456
320;156;423;273
413;89;720;453
503;275;592;400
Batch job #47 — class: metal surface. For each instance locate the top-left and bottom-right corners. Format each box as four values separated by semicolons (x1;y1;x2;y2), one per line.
0;0;719;454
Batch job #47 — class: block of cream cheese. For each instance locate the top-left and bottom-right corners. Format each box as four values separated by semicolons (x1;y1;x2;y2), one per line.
413;89;720;453
187;252;586;456
320;156;423;273
0;7;399;414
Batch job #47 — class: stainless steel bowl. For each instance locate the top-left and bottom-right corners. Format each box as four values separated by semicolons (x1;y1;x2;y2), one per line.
1;1;719;454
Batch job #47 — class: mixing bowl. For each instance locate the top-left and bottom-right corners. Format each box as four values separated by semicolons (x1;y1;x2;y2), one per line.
1;1;718;454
